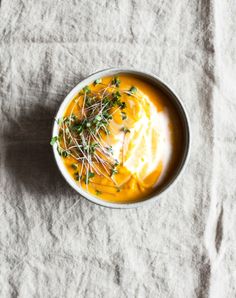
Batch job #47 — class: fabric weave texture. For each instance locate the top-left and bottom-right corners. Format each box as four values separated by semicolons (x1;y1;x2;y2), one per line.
0;0;235;297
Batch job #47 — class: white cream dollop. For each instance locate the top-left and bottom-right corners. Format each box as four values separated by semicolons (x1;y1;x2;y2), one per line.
109;94;173;186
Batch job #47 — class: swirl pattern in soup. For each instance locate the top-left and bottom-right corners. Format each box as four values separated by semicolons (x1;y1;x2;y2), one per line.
51;75;183;203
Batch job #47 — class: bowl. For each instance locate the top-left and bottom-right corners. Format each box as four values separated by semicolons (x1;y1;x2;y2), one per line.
52;68;190;208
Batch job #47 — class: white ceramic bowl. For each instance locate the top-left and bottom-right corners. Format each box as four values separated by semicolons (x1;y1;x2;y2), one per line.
52;68;190;208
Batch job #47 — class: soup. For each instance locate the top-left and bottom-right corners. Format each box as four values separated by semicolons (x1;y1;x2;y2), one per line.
51;75;184;203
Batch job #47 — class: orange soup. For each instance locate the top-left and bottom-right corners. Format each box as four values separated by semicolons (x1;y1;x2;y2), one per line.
52;75;183;203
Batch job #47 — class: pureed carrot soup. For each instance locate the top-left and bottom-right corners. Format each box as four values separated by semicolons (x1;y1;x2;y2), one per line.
51;75;184;203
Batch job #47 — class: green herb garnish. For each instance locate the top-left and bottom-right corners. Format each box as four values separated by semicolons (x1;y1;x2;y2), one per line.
56;118;63;125
95;190;102;195
62;150;69;158
71;163;78;170
83;86;91;93
111;76;120;87
50;136;58;145
84;171;95;184
72;124;83;134
94;78;102;85
120;102;126;109
121;127;130;134
113;91;121;99
74;172;81;181
111;168;118;176
55;77;138;191
86;122;91;128
121;112;127;120
95;115;102;121
57;146;69;157
129;86;137;95
106;146;113;155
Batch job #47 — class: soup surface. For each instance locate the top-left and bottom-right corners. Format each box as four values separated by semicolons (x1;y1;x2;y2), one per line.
52;75;183;203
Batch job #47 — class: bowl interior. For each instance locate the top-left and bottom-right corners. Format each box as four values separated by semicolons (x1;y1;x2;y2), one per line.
52;68;190;208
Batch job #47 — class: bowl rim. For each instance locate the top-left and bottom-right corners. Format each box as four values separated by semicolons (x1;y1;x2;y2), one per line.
52;67;191;209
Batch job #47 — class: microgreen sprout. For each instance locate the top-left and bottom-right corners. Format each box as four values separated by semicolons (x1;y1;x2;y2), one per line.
121;127;130;134
52;76;134;191
129;86;137;95
111;76;120;87
94;78;102;85
50;136;58;145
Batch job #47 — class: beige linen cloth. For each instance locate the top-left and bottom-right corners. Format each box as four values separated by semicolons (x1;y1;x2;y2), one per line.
0;0;235;297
